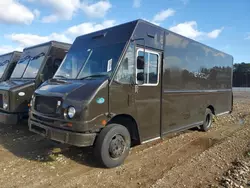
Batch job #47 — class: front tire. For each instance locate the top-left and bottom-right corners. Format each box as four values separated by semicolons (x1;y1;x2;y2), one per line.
200;108;213;132
94;124;131;168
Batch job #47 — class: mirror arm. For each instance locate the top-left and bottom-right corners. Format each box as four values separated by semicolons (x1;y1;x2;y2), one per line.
130;76;137;86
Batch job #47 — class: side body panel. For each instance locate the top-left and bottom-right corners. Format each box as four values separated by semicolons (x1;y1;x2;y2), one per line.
162;32;233;134
110;20;233;142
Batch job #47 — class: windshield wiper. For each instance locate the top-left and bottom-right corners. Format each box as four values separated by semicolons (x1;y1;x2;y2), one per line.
78;74;106;80
54;75;68;79
31;52;45;60
18;55;31;64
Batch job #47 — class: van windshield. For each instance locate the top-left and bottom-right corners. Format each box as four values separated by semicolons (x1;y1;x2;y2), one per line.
11;45;49;79
0;54;12;78
23;53;45;78
11;56;30;78
54;42;126;79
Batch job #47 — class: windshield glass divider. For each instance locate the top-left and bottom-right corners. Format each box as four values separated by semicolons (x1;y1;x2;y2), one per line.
76;50;93;79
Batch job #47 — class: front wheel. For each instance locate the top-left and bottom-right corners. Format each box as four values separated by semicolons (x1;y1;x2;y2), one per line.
94;124;131;168
200;108;213;132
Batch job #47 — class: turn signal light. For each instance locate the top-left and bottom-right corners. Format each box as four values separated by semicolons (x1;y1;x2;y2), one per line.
67;123;73;127
101;120;107;126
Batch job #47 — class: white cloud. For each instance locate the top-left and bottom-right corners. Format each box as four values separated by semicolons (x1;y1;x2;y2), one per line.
4;20;116;50
5;33;72;47
0;45;17;55
0;0;35;25
207;28;224;39
67;20;116;37
29;0;80;23
1;33;72;55
42;15;58;23
169;21;202;39
49;33;72;43
133;0;141;8
143;18;160;26
169;21;223;40
81;1;112;18
33;9;40;18
7;34;49;47
152;9;175;23
28;0;112;22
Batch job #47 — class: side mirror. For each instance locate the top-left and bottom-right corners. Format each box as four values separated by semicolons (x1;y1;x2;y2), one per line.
137;72;144;82
137;56;145;69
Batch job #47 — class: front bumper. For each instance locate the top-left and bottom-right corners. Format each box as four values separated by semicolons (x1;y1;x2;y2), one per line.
29;119;97;147
0;111;19;124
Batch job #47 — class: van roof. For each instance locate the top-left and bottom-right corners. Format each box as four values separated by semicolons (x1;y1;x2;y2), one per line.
0;51;22;57
24;41;71;51
75;19;232;58
136;19;232;58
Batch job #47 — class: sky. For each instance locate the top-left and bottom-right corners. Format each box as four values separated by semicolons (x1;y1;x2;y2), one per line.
0;0;249;63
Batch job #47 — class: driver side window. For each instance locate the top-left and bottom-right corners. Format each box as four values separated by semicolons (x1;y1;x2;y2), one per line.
114;44;135;84
136;49;159;85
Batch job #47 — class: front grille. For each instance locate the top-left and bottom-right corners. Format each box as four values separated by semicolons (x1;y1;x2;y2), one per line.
0;94;3;108
33;114;55;123
35;96;60;115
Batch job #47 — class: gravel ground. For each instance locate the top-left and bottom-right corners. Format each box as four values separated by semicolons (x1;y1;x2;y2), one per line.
0;91;250;188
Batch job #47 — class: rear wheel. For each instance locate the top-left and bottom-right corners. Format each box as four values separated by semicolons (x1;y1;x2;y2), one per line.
94;124;131;168
200;108;213;132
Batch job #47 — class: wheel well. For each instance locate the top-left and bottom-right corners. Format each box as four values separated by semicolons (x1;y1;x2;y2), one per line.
108;114;140;146
207;105;215;115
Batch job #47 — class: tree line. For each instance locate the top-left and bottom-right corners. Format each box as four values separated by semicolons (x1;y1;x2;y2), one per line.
233;62;250;87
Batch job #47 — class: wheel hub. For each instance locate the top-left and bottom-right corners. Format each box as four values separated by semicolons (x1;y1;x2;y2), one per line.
109;135;126;158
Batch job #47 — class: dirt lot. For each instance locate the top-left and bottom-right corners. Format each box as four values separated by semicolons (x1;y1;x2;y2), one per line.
1;92;250;188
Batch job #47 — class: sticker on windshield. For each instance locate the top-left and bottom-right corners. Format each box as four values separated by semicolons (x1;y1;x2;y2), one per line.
107;59;112;72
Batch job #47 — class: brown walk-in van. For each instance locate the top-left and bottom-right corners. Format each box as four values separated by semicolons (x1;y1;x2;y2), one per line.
28;20;233;168
0;41;71;124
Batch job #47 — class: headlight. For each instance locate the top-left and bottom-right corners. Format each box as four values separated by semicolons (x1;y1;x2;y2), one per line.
67;107;76;119
3;103;8;110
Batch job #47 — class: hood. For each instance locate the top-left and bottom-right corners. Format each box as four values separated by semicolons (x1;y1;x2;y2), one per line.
0;79;35;91
36;77;109;101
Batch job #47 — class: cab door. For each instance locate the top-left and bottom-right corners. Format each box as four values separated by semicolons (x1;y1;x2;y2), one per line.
135;48;162;142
